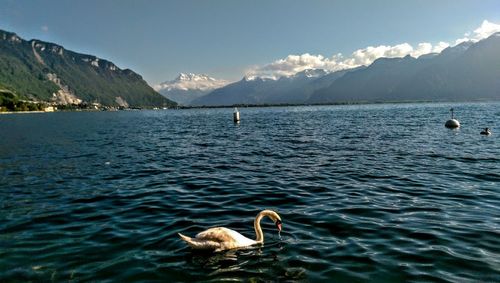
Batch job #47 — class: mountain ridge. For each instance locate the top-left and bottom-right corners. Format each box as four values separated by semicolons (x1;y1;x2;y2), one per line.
191;68;362;106
190;34;500;106
0;29;176;108
309;34;500;103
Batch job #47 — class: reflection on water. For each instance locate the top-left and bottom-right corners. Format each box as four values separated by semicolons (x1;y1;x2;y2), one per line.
0;102;499;282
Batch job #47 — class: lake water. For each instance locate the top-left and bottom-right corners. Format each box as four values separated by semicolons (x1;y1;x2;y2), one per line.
1;103;499;282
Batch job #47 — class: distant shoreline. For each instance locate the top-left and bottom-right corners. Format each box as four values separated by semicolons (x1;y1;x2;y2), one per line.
0;110;46;115
177;98;499;110
0;109;101;115
1;99;498;114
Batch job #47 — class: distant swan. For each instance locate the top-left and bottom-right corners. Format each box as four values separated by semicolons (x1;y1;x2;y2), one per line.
480;128;491;135
178;210;282;252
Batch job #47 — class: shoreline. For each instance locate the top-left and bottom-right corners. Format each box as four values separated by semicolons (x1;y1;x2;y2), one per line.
177;98;499;109
0;109;101;115
0;110;47;114
1;99;498;114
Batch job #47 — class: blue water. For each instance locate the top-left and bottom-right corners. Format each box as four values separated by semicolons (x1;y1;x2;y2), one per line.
1;103;499;282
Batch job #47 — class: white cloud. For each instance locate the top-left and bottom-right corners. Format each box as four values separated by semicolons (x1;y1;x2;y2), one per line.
245;53;348;79
432;41;450;53
345;43;413;66
409;41;450;57
455;20;500;45
41;25;49;32
455;37;470;45
247;41;450;79
246;20;500;79
470;20;500;40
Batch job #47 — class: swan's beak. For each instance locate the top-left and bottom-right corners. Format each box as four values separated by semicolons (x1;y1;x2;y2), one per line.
275;219;282;232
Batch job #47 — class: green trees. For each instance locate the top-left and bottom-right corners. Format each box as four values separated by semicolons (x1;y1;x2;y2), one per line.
0;29;177;108
0;90;46;112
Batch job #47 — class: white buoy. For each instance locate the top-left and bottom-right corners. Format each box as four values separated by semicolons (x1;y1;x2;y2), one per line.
233;107;240;123
445;108;460;128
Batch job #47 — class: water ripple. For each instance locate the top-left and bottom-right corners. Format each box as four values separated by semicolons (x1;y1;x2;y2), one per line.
1;103;499;282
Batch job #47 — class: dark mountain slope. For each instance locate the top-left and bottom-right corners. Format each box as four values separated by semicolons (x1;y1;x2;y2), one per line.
192;68;359;106
309;35;500;103
0;29;175;107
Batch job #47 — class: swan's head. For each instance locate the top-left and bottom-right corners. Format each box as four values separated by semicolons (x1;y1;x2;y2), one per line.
261;210;282;232
276;219;282;232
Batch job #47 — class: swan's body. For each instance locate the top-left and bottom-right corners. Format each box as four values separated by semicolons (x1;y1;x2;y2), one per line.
178;227;257;251
178;210;282;252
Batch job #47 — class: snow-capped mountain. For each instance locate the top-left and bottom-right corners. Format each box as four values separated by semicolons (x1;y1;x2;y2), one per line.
191;68;358;106
193;33;500;106
154;73;228;105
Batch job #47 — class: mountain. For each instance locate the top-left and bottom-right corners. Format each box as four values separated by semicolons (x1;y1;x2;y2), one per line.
193;33;500;106
191;68;360;106
309;55;432;103
309;34;500;103
154;73;228;105
0;29;176;108
395;36;499;101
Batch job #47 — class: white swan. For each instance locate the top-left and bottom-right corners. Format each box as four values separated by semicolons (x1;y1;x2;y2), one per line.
178;210;282;252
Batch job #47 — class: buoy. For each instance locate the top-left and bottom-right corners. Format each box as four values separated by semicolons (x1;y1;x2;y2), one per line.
480;128;491;135
233;107;240;123
445;108;460;128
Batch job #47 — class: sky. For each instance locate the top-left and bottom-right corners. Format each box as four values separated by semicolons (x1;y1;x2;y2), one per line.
1;0;500;85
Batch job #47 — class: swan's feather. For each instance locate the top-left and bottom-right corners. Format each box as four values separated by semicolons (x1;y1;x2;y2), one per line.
178;233;221;250
200;227;256;245
179;228;256;251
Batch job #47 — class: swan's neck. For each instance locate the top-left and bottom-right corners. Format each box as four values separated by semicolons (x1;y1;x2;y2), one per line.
254;212;265;243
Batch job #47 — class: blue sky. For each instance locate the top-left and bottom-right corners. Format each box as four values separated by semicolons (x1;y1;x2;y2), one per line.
1;0;499;84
